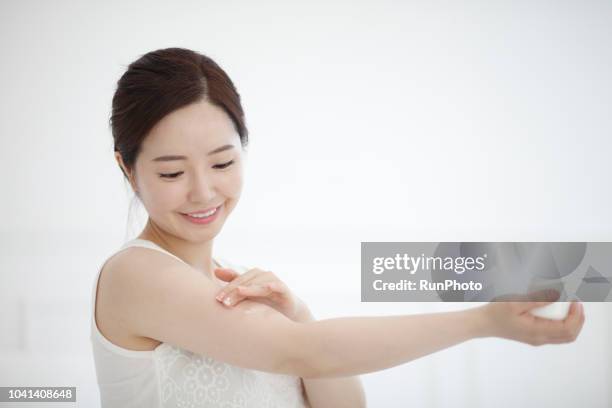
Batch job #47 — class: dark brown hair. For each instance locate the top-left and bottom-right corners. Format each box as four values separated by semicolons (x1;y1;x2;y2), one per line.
110;47;248;180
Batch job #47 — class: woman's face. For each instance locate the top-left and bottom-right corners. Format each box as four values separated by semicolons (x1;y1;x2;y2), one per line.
116;99;244;243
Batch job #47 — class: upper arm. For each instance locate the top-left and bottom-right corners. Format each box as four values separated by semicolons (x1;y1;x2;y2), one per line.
104;249;307;375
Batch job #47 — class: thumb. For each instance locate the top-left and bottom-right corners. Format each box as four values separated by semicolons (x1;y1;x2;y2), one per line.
214;268;239;281
520;288;560;312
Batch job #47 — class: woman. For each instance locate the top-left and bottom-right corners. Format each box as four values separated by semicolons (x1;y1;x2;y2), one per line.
90;48;585;408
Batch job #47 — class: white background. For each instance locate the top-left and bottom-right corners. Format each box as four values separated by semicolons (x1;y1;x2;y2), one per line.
0;0;611;407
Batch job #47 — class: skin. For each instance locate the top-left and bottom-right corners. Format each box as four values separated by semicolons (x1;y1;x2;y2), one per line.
104;98;585;408
116;98;244;277
110;98;366;406
213;267;367;406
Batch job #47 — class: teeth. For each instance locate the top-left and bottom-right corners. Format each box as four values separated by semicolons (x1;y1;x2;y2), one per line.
187;207;217;218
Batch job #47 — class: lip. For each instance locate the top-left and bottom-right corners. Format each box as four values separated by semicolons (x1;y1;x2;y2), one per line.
181;205;222;216
180;204;222;225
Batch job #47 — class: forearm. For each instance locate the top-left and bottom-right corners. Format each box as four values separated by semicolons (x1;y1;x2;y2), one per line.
301;376;366;408
295;307;367;408
294;305;487;379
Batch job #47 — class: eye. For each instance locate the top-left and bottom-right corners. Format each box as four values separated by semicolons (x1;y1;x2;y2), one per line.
213;160;234;169
158;160;234;179
159;171;183;179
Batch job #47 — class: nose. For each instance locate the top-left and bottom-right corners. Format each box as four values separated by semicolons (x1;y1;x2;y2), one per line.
188;171;215;203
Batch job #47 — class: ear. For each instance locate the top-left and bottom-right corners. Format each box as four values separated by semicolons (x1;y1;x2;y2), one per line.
114;151;138;193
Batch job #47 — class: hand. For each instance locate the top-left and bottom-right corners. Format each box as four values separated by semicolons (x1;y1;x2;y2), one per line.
214;267;314;323
478;289;585;346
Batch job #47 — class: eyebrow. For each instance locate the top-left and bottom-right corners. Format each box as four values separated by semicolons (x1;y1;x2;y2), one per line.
151;144;234;162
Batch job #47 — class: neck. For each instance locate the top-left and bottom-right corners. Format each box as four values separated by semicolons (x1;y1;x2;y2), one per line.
137;218;217;279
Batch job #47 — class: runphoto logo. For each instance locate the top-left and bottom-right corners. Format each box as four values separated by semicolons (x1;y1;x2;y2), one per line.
372;253;488;275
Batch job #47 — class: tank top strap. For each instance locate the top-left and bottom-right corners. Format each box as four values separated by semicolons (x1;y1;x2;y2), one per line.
121;238;225;269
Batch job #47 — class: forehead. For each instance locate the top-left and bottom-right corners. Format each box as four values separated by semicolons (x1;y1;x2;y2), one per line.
140;100;239;157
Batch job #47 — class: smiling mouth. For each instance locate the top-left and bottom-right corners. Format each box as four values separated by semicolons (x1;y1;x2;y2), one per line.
181;205;221;219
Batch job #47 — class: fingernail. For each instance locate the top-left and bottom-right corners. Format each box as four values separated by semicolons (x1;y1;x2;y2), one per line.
223;297;232;306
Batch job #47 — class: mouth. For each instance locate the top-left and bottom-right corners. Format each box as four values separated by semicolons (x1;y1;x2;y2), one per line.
181;205;221;218
180;204;222;224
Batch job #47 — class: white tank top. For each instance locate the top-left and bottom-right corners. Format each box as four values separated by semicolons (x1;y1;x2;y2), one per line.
90;238;310;408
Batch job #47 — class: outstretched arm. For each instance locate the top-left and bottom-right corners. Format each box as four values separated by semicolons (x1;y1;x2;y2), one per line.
106;249;584;380
295;299;584;379
294;306;485;378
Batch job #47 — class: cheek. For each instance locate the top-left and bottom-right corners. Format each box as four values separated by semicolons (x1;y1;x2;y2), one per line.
140;178;184;212
222;168;243;200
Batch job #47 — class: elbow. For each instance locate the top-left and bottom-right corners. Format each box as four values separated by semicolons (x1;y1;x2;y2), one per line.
275;320;356;379
276;355;318;379
274;321;327;379
291;353;322;379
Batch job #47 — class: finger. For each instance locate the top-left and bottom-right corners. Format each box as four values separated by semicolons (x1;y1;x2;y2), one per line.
238;284;273;297
238;279;287;298
562;301;584;336
223;277;273;306
222;279;287;306
534;301;583;342
492;291;530;302
564;302;585;339
215;268;263;302
222;284;273;307
265;281;285;293
520;289;560;312
214;268;240;282
563;301;581;323
526;288;560;303
549;304;583;342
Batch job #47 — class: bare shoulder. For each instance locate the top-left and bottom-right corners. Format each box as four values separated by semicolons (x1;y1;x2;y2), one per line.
95;245;300;374
95;247;189;351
